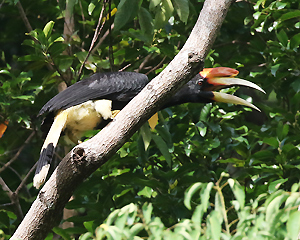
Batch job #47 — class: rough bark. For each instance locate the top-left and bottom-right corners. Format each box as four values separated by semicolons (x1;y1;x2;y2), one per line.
11;0;234;239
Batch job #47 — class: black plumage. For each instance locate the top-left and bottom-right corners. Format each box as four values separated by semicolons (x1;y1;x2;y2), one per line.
39;72;149;116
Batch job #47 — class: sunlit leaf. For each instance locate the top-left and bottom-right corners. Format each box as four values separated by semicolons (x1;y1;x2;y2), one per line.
287;211;300;240
173;0;189;23
184;183;202;210
268;179;287;193
43;21;55;38
228;179;245;210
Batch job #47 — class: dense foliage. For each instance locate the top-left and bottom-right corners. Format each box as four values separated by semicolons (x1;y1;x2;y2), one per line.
1;0;300;239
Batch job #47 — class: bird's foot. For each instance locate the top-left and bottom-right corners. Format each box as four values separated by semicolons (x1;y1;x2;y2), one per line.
111;110;120;119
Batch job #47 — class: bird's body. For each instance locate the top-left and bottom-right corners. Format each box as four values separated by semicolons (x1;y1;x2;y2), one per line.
34;68;265;189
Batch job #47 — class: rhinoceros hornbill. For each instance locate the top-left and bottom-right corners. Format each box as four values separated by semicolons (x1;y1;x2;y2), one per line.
33;67;265;189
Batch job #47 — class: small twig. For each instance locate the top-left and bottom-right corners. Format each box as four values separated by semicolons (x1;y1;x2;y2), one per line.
0;202;14;207
137;54;154;73
214;40;249;49
145;56;167;75
3;164;22;180
79;0;86;33
78;3;107;79
214;180;230;234
15;162;37;195
91;23;115;55
119;64;132;72
107;0;114;71
0;177;24;220
0;131;35;174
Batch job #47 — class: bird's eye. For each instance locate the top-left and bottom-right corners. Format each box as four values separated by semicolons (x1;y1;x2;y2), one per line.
197;80;203;86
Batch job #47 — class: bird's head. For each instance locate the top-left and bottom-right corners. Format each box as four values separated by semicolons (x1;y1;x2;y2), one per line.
194;67;265;111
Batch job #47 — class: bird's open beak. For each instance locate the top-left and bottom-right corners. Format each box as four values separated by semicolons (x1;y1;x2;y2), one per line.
199;67;265;111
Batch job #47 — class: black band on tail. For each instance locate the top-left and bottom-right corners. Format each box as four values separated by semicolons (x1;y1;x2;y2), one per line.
35;143;55;176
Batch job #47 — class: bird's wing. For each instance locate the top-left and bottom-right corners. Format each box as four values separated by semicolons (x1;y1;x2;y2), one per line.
39;72;149;115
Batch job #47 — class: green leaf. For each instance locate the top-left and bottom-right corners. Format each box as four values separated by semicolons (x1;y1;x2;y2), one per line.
162;0;174;18
287;211;300;240
200;104;212;122
49;42;68;57
268;179;288;193
88;2;95;15
52;227;72;240
208;211;221;240
55;55;73;72
291;78;300;93
278;10;300;22
276;29;288;47
149;0;160;10
6;211;17;220
276;121;285;141
263;137;279;148
282;143;295;153
290;33;300;49
142;203;153;224
138;186;153;198
184;182;202;210
154;10;166;29
200;182;214;213
106;209;120;225
115;205;130;230
11;95;34;100
114;0;141;31
18;54;45;62
277;122;289;141
129;223;144;237
43;21;55;38
228;179;245;210
154;0;174;29
83;221;94;233
155;125;173;149
275;1;287;10
79;232;93;240
138;7;154;39
265;194;289;223
152;134;172;167
140;123;152;150
271;64;280;77
173;0;189;23
251;150;274;160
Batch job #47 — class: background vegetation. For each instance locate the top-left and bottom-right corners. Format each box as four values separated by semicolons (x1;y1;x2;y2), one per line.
1;0;300;239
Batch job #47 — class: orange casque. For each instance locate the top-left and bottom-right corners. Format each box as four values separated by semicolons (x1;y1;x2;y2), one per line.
200;67;239;79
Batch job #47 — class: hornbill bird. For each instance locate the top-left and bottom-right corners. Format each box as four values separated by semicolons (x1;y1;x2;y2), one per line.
33;67;265;189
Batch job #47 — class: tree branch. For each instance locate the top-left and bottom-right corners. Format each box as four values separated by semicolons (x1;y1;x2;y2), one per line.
16;0;33;33
11;0;234;239
0;177;24;221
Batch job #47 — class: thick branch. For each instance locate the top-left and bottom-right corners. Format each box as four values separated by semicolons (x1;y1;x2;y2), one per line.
11;0;234;239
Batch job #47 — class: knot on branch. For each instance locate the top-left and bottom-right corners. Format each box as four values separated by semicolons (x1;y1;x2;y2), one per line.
71;147;86;167
147;84;153;90
187;52;201;63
